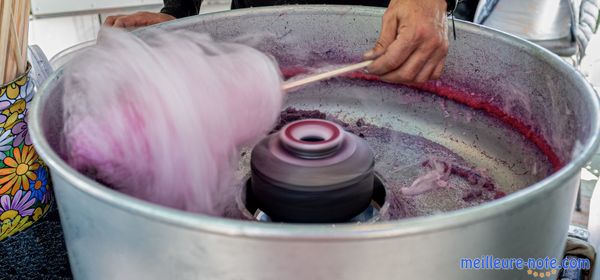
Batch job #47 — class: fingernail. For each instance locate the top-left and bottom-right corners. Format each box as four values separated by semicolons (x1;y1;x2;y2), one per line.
363;50;374;59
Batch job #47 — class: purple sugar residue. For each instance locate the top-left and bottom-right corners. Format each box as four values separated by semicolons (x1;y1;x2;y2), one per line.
401;159;450;196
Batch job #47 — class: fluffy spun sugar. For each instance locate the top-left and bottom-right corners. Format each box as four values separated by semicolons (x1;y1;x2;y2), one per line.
62;28;284;216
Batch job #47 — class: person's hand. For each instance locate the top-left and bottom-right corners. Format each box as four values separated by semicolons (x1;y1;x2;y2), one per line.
104;12;176;28
364;0;449;84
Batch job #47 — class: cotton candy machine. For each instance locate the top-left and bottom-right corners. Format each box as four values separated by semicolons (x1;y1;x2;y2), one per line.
29;6;600;280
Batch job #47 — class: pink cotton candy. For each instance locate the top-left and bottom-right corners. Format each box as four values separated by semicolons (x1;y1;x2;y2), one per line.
62;28;284;216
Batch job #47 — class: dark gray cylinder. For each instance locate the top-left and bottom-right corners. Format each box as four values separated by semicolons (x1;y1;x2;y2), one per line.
250;119;375;223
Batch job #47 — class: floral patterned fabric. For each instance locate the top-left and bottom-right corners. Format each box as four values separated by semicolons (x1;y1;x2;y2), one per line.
0;69;52;241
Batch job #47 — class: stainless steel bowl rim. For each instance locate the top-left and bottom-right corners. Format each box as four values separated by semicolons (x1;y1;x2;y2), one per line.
28;5;600;241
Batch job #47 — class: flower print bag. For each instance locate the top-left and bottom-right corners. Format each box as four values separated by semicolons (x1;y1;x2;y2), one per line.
0;66;52;241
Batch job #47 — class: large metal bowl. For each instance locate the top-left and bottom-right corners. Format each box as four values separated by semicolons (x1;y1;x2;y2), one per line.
29;6;600;279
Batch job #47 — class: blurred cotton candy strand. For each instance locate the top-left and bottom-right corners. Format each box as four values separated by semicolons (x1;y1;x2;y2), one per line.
61;28;284;216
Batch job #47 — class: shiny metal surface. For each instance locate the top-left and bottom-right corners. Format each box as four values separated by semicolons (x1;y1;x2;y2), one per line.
48;40;94;70
29;6;600;280
475;0;573;41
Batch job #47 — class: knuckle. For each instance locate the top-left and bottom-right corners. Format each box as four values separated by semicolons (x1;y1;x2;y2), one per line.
381;58;400;74
382;58;400;71
414;26;429;40
383;53;403;71
104;16;116;24
440;40;450;52
402;68;419;82
431;36;444;46
427;39;443;51
114;18;127;26
383;10;394;21
423;36;446;51
376;39;390;49
433;67;444;79
414;56;428;67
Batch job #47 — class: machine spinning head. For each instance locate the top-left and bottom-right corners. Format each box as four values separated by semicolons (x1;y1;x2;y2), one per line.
247;119;384;223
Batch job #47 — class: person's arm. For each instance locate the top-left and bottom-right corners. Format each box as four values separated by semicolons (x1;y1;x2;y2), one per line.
160;0;202;18
104;0;202;28
365;0;456;84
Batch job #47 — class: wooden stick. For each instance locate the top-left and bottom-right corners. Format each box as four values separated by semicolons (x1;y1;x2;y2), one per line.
3;0;14;83
0;0;30;83
4;1;20;82
282;60;373;92
8;0;27;79
20;0;30;72
0;0;13;84
10;5;24;76
12;0;23;75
